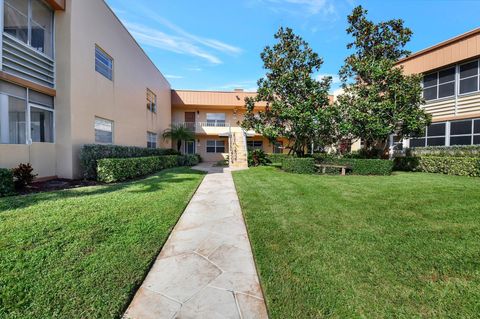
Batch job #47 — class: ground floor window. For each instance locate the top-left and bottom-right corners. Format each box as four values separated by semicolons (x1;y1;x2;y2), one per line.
247;140;263;150
95;117;113;144
147;131;157;148
185;140;195;154
409;118;480;147
206;140;225;153
273;141;283;154
0;81;54;144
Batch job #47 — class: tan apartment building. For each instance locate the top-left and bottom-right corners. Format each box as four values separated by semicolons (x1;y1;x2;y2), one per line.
396;28;480;149
0;0;171;179
172;89;290;168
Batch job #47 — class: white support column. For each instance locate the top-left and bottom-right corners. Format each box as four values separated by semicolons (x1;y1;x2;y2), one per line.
0;94;9;143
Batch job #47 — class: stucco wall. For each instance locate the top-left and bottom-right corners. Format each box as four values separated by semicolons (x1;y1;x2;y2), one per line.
55;0;171;178
0;143;56;178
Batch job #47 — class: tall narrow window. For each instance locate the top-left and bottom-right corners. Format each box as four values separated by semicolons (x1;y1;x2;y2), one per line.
459;60;479;94
4;0;53;56
146;89;157;113
147;132;157;148
95;117;113;144
95;46;113;80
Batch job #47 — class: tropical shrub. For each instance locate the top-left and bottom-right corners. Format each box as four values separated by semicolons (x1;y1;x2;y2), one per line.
282;157;315;174
248;149;269;167
394;156;480;177
0;168;15;197
182;154;200;166
80;144;176;179
12;163;37;188
97;155;179;183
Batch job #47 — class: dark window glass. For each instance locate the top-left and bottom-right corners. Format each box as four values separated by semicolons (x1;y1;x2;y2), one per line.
423;73;437;87
450;136;472;146
460;61;479;79
460;77;478;94
423;87;437;101
95;46;113;80
95;130;112;144
450;120;472;135
474;135;480;145
206;147;215;153
438;82;455;98
439;67;455;83
474;120;480;134
427;123;446;137
410;138;425;148
427;137;445;146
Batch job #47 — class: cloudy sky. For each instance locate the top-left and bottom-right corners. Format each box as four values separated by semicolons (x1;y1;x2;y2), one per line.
106;0;480;93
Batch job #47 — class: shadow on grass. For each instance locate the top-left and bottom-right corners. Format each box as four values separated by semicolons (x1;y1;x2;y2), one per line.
0;168;206;212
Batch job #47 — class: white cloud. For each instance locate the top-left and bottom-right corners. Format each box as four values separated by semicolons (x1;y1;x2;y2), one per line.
262;0;336;16
186;67;202;72
165;74;184;79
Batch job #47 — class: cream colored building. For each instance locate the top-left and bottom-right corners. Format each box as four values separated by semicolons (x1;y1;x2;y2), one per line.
0;0;171;179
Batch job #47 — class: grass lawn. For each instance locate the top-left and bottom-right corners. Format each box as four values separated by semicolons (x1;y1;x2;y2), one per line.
233;167;480;318
0;167;204;319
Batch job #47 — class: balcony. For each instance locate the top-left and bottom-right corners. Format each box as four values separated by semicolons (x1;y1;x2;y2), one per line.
175;122;232;136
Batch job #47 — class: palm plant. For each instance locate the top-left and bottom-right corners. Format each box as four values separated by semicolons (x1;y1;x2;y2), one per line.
162;124;195;152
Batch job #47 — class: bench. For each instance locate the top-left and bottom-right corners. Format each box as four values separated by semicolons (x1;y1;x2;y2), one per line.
315;164;350;176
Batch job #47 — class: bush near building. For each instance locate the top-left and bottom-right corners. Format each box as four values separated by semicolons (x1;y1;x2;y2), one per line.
0;169;15;197
282;157;316;174
313;154;394;175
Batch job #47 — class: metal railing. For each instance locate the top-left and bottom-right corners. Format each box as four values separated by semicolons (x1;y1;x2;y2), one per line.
199;121;230;127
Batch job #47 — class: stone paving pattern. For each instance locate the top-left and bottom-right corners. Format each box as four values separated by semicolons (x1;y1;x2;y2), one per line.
124;164;268;319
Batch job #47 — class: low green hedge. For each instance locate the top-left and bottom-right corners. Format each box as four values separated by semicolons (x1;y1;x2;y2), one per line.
316;156;393;175
266;153;291;165
180;154;200;166
97;155;179;183
395;156;480;177
409;145;480;157
80;144;179;180
282;158;315;174
0;168;15;197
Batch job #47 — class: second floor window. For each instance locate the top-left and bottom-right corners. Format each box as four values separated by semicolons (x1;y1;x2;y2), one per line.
146;89;157;113
95;46;113;80
459;60;479;94
206;113;226;127
4;0;54;57
423;67;455;101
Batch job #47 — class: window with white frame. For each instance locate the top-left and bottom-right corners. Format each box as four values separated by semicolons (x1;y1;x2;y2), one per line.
410;118;480;147
94;117;113;144
247;140;263;150
206;113;226;127
459;60;479;94
4;0;54;57
0;81;53;144
423;67;455;101
146;89;157;113
147;132;157;148
206;140;225;153
95;46;113;80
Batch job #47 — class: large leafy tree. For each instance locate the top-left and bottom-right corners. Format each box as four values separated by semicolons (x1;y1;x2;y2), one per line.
337;6;430;157
242;27;335;156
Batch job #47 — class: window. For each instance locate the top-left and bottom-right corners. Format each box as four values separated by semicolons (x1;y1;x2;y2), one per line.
206;140;225;153
30;106;53;142
206;113;226;127
410;118;480;147
4;0;53;57
426;122;446;146
147;132;157;148
0;96;26;144
423;67;455;101
95;117;113;144
185;140;195;154
95;46;113;80
146;89;157;113
247;140;263;150
459;60;479;94
273;141;283;154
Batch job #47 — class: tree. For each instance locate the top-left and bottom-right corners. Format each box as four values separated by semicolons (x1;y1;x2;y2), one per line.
241;27;335;156
162;124;195;152
337;5;431;157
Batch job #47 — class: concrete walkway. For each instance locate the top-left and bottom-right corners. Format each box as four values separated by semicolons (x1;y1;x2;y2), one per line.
124;164;268;319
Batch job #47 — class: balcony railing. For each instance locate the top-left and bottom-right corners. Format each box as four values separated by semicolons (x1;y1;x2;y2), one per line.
174;122;232;133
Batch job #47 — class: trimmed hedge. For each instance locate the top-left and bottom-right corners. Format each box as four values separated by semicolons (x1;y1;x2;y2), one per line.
395;156;480;177
409;145;480;157
80;144;179;179
282;158;315;174
316;155;393;175
266;153;291;165
97;155;180;183
0;168;15;197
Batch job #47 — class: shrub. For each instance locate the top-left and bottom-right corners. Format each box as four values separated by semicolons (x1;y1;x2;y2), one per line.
395;156;480;177
80;144;177;179
408;145;480;157
12;163;37;188
248;149;269;167
182;154;200;166
282;157;315;174
266;153;291;165
316;156;393;175
97;155;180;183
0;168;15;197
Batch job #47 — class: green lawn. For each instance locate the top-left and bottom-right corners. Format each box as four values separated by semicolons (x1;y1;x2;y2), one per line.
0;167;204;319
233;167;480;318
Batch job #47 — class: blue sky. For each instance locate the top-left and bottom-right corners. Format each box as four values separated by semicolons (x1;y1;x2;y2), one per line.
106;0;480;93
